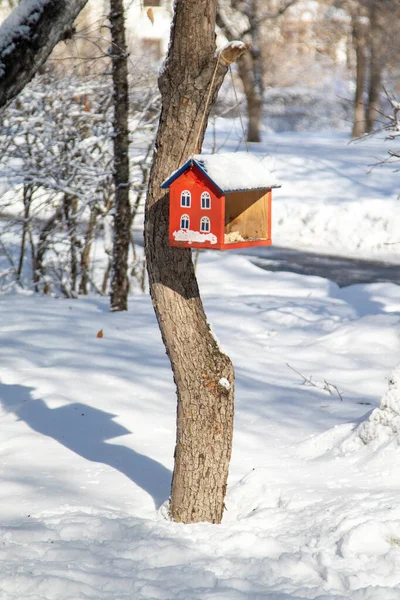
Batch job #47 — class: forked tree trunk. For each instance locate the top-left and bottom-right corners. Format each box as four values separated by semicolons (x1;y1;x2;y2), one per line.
351;11;369;138
144;1;247;524
109;0;131;311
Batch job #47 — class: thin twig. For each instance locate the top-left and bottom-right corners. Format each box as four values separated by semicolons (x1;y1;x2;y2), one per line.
286;363;343;401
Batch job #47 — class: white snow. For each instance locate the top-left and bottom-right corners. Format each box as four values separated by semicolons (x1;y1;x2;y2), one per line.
0;1;51;76
218;377;231;390
1;117;400;598
223;40;248;51
192;152;280;192
163;152;279;193
1;252;400;598
202;127;400;261
173;228;218;244
338;362;400;454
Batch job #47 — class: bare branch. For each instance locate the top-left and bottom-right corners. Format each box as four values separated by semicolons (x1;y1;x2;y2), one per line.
241;0;298;36
287;363;343;401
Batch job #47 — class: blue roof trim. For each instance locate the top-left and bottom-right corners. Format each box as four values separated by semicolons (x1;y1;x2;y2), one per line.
161;159;193;188
161;156;280;193
161;158;225;194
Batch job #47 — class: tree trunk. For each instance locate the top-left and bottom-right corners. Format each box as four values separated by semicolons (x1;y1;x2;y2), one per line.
351;11;368;138
79;208;97;295
17;183;33;281
63;194;79;296
216;0;263;143
144;1;247;524
237;49;263;143
35;205;63;293
109;0;131;312
366;2;382;133
0;0;89;111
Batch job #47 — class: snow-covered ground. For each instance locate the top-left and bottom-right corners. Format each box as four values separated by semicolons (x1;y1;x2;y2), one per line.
1;249;400;599
1;115;400;598
203;125;400;263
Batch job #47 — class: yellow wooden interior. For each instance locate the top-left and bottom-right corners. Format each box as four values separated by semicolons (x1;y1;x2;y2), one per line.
224;190;269;241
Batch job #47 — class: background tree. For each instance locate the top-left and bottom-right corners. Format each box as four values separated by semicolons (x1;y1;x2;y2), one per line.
109;0;131;311
346;0;400;137
217;0;296;143
350;1;368;137
144;1;247;523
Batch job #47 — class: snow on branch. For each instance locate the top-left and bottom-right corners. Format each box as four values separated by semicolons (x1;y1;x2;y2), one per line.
0;0;88;110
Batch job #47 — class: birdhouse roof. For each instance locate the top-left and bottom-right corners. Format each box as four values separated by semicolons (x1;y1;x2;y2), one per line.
161;152;280;194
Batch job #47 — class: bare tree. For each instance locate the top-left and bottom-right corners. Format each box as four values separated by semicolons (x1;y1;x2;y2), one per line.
0;0;89;110
144;2;247;523
217;0;297;143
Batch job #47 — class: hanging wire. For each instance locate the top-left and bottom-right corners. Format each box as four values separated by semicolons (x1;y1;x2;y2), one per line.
229;64;249;152
193;49;249;156
193;52;222;155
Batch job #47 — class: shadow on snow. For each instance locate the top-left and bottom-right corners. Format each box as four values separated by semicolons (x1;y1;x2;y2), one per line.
0;381;172;509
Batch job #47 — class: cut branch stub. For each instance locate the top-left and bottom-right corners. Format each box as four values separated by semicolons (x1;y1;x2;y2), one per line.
220;40;250;66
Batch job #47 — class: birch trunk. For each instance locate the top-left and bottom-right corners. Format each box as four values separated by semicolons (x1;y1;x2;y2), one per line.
144;1;247;523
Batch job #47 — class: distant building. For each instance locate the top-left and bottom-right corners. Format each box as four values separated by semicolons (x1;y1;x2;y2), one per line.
128;0;173;62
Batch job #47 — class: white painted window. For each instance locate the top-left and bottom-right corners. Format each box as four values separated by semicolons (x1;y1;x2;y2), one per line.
201;191;211;209
181;190;191;207
180;214;190;230
200;216;210;232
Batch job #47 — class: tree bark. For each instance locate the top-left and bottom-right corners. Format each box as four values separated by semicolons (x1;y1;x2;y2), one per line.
144;1;247;524
62;194;79;296
0;0;89;111
109;0;131;312
366;1;382;133
17;183;34;282
237;49;263;143
351;10;369;138
79;208;97;295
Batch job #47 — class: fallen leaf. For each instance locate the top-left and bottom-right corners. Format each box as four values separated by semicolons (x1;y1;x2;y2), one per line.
96;329;103;338
147;7;154;24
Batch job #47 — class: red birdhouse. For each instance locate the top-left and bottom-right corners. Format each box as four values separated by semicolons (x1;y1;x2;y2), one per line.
161;152;280;250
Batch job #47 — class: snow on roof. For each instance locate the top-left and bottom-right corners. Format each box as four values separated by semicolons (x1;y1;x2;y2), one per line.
161;152;280;193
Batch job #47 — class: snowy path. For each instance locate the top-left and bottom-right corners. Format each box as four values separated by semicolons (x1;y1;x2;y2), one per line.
241;246;400;287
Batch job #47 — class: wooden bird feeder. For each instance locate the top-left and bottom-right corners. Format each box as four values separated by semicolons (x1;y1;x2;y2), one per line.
161;152;280;250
